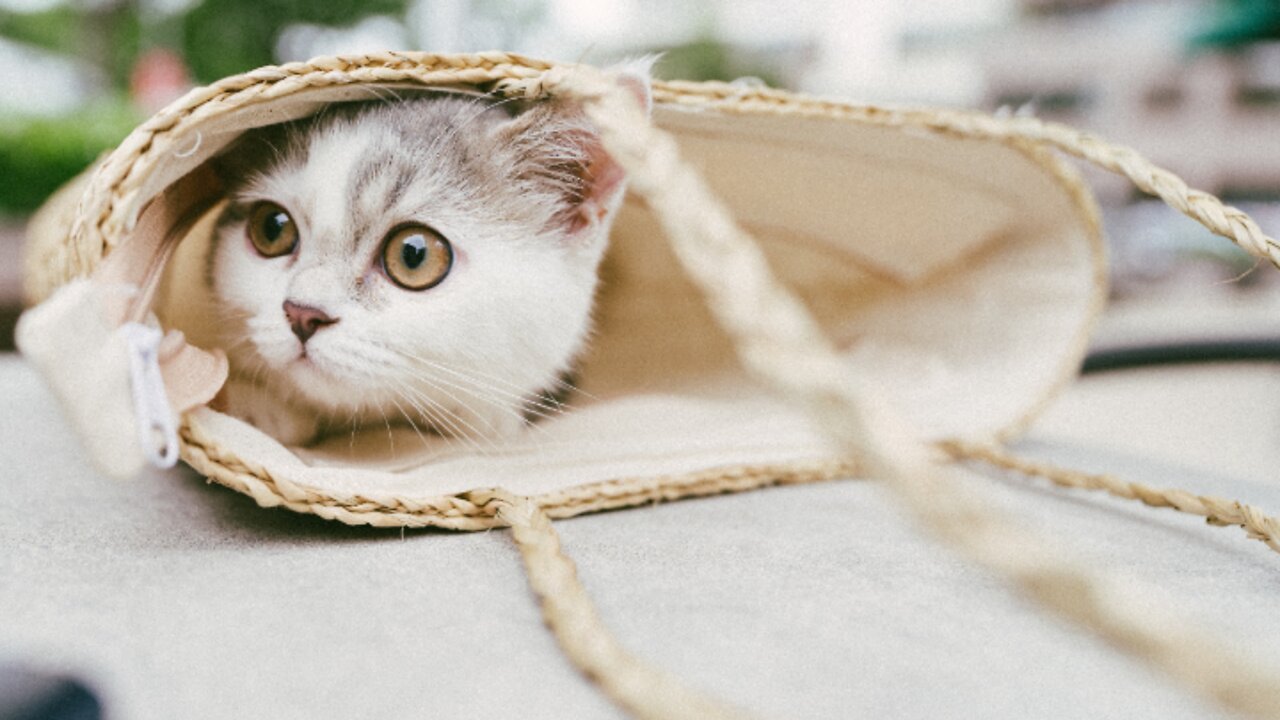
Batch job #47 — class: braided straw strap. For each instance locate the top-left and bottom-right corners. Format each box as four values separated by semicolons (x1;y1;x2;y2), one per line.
514;66;1280;718
984;117;1280;266
648;80;1280;270
43;52;557;298
466;489;748;720
181;413;856;529
946;441;1280;556
37;53;1280;717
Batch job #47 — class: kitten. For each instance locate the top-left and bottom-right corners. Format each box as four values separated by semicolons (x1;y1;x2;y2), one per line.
206;73;648;446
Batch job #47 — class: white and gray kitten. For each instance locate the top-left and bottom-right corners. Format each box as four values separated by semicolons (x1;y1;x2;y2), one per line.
207;79;645;446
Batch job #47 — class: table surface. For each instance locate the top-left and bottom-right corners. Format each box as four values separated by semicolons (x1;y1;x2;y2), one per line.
3;352;1280;720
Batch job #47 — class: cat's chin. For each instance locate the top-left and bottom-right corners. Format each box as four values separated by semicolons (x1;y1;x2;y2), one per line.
278;356;362;406
273;356;397;418
287;352;326;374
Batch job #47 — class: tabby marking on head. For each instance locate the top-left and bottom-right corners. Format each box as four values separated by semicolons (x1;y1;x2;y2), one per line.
207;67;650;446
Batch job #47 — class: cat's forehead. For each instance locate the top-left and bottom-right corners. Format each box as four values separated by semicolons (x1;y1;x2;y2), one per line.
257;99;515;234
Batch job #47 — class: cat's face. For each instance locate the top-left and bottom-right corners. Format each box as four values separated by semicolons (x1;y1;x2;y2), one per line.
209;94;629;436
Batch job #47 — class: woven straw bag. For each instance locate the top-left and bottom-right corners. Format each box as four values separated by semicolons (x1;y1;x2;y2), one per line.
18;52;1280;718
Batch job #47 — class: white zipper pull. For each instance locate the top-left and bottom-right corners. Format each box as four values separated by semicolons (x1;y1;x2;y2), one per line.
121;322;179;469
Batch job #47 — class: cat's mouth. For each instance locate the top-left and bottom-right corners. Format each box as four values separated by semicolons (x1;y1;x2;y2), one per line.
281;353;354;405
290;351;324;372
287;348;337;381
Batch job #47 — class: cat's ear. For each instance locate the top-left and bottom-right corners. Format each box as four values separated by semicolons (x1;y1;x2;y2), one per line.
500;60;654;241
611;55;657;114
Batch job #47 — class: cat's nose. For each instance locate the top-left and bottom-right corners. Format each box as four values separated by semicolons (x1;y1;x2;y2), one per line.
283;300;338;344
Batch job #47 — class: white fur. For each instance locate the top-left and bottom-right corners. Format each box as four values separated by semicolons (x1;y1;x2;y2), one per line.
210;90;639;446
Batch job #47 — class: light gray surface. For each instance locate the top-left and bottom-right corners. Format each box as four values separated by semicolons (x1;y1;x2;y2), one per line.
4;352;1280;719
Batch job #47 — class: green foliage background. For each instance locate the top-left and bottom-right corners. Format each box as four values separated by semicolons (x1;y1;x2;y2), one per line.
0;0;1272;216
0;99;138;214
1193;0;1280;47
179;0;408;83
0;0;414;215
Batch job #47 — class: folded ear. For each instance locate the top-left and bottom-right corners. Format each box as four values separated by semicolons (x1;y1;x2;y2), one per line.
499;60;654;241
612;55;657;115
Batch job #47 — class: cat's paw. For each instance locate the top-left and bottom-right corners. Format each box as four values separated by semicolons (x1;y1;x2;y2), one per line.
218;378;321;446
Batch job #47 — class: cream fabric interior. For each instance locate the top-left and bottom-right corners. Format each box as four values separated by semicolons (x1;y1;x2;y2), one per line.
154;86;1104;499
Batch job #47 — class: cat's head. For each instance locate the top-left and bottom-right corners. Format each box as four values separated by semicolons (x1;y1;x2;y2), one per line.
207;69;650;436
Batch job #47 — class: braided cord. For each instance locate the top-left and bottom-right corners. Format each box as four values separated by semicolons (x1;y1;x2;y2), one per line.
38;53;1280;718
985;116;1280;266
946;440;1280;555
467;489;748;720
526;67;1280;719
647;81;1280;269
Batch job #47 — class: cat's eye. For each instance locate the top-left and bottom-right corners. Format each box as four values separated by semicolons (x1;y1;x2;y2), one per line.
382;224;453;290
247;202;298;258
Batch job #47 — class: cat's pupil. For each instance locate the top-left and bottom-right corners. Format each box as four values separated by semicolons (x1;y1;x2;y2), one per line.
263;212;288;242
401;234;428;269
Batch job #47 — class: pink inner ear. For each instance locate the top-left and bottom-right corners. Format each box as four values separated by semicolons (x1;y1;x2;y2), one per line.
564;133;628;237
535;68;652;238
616;72;653;114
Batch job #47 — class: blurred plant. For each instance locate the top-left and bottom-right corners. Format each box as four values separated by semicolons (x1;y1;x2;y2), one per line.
0;0;786;217
647;37;784;87
1193;0;1280;48
0;0;417;215
179;0;410;83
0;97;139;215
0;2;141;89
1;0;415;86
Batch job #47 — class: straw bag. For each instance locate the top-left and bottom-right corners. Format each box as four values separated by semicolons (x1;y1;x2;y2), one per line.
17;52;1280;718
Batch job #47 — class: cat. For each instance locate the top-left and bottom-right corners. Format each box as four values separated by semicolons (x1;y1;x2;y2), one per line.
206;69;650;447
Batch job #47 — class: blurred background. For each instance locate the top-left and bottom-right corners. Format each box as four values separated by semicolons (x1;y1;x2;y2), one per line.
0;0;1278;349
3;5;1275;715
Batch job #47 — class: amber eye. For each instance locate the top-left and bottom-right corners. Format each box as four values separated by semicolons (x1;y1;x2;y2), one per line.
247;202;298;258
382;224;453;290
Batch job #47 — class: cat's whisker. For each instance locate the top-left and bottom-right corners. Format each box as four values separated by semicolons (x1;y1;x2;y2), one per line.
377;405;395;455
403;379;512;455
384;346;571;416
391;385;454;442
217;337;258;358
391;380;487;455
309;341;509;451
399;367;564;451
442;362;575;415
439;342;580;399
387;352;565;432
393;377;502;454
389;395;433;451
406;359;564;421
356;84;405;107
555;376;595;402
351;342;556;450
227;352;271;390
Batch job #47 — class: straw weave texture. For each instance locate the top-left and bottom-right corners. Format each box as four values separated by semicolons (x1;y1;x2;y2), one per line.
23;52;1280;719
541;65;1280;719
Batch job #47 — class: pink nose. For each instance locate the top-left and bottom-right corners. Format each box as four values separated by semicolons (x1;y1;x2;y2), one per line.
283;300;338;344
